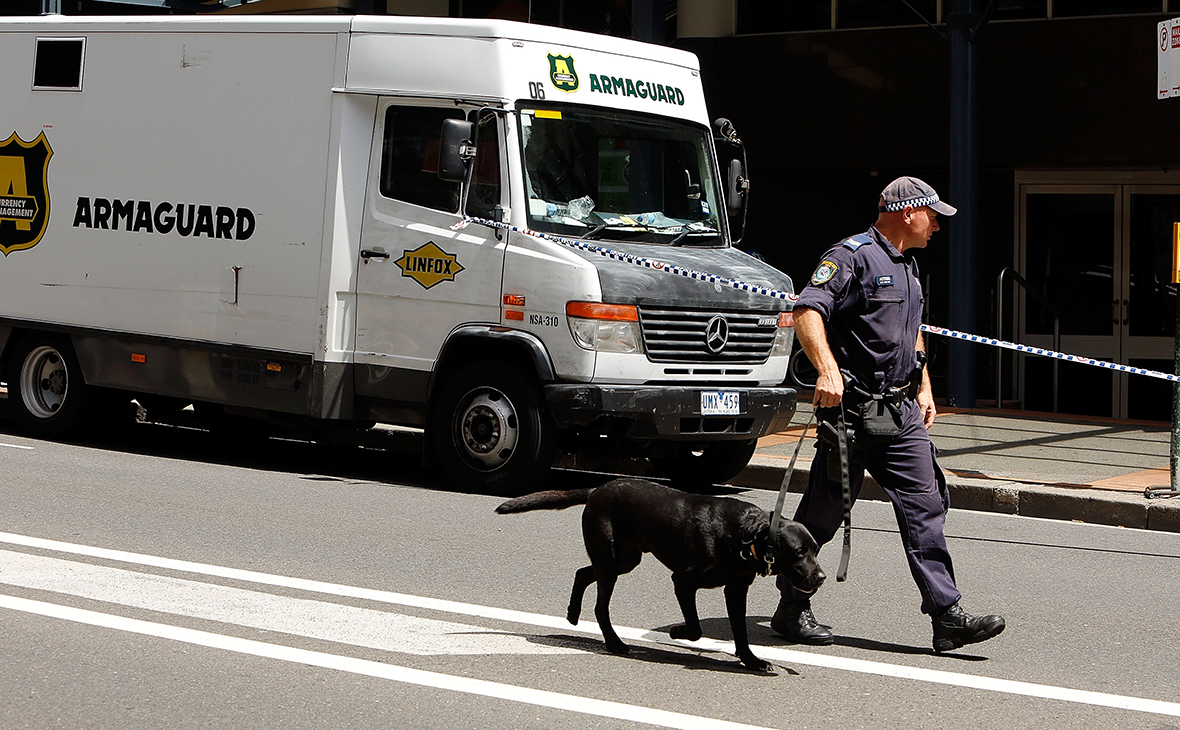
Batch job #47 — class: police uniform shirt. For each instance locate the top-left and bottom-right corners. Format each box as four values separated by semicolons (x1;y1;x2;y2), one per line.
795;226;924;393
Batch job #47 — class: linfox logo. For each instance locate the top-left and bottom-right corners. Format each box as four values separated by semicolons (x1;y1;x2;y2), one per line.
395;240;464;289
0;131;53;256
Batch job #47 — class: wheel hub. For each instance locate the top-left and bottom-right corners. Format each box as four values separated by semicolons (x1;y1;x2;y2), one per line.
20;345;69;419
458;390;519;470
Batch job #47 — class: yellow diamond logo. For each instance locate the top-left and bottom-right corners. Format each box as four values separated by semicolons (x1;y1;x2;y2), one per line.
395;240;464;290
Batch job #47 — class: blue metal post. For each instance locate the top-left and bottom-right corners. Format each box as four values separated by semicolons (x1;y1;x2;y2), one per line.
948;0;978;408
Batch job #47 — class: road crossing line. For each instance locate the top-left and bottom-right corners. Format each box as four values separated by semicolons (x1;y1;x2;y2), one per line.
2;530;1179;719
0;550;583;657
0;593;771;730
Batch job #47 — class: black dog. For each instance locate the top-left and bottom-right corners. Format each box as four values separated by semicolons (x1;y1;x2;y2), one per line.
496;478;825;672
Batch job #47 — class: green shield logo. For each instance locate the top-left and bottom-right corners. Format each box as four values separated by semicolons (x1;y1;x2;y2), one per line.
547;53;578;93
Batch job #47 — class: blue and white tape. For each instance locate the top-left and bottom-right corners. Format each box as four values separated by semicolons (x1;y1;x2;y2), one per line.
455;216;798;302
458;216;1179;383
921;324;1180;383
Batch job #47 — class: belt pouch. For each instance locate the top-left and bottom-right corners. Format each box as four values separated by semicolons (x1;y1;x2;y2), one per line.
855;395;902;439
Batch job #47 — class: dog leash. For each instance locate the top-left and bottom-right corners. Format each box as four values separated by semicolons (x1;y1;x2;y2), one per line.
767;410;816;535
835;405;852;582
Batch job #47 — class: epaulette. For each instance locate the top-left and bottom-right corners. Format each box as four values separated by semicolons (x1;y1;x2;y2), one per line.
841;233;872;251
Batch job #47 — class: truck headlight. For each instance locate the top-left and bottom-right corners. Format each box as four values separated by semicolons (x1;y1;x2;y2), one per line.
770;310;794;357
566;302;644;354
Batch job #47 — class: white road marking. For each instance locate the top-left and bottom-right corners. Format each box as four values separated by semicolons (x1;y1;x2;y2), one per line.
0;442;34;450
0;594;772;730
0;550;582;657
1;530;1178;719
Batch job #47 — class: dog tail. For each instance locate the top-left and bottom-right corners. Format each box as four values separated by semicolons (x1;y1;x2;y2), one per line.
495;488;595;514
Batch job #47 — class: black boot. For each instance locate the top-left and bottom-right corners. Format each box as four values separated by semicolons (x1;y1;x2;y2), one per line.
770;598;834;646
932;603;1006;652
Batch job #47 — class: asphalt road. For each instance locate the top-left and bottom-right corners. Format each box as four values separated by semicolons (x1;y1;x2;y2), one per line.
1;417;1179;730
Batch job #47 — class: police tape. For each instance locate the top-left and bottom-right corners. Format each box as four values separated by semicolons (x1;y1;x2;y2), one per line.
456;216;1180;384
921;324;1180;383
454;216;798;302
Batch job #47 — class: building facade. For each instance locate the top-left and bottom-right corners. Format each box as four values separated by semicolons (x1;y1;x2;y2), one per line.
13;0;1180;419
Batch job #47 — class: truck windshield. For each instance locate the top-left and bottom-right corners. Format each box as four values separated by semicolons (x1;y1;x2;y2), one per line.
517;105;723;246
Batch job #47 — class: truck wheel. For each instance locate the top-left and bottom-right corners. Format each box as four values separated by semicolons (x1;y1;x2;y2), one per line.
5;335;91;439
651;439;759;489
432;360;557;494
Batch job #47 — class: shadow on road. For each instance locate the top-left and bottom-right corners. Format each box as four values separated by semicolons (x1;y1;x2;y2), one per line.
0;408;607;500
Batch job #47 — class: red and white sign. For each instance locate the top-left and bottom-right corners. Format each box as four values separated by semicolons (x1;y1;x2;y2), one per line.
1159;19;1180;99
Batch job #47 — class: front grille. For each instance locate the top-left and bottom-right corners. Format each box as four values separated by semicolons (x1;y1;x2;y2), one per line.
638;306;778;364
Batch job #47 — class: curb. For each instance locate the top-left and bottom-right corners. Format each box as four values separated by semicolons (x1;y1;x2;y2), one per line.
733;456;1180;534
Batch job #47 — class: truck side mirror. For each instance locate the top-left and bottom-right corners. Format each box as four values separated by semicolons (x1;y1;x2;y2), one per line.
726;159;748;214
713;117;749;244
438;118;476;182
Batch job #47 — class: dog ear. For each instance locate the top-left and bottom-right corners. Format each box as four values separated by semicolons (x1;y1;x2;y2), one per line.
739;509;770;547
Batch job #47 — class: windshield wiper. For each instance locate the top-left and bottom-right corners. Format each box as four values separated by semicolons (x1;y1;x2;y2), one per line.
581;224;607;240
668;224;718;246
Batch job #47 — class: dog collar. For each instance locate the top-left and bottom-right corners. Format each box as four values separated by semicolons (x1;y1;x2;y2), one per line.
748;544;774;576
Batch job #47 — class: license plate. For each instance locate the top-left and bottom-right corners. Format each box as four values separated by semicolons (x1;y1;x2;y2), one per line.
700;391;741;416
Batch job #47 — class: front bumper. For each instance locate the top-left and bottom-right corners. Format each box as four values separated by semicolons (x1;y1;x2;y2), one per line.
543;384;797;440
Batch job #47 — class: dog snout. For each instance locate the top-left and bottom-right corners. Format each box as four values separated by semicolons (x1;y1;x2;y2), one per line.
793;562;826;593
809;569;826;590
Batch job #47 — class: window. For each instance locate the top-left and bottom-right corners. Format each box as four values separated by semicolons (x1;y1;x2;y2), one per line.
379;106;465;212
517;105;723;246
737;0;830;33
990;0;1047;21
1053;0;1162;17
33;37;84;91
838;0;936;29
466;110;503;220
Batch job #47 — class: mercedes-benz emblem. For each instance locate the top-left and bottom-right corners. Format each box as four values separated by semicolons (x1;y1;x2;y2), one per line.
705;315;729;354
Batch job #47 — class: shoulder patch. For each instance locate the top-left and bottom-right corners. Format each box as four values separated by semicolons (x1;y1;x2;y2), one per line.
811;259;839;285
841;234;871;251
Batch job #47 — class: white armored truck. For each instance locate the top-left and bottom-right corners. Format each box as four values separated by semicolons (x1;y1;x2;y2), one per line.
0;15;796;490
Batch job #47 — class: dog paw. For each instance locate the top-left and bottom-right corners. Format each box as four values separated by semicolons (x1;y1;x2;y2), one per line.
740;656;775;674
668;624;702;642
604;640;630;655
566;607;579;625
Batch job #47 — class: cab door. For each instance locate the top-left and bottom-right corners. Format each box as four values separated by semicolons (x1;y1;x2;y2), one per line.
354;101;506;414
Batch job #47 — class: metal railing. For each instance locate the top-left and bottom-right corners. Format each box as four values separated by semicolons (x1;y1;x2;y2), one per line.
995;267;1061;412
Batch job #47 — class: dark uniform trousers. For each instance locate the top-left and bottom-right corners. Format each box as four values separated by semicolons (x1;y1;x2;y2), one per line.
776;398;962;616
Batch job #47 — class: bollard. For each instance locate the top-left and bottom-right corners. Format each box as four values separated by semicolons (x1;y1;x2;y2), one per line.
1172;223;1180;491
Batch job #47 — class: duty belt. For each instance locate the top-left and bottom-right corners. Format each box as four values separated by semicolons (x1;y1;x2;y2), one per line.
845;384;910;407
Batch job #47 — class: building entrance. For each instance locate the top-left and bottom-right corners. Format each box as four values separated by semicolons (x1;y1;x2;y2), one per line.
1016;178;1180;420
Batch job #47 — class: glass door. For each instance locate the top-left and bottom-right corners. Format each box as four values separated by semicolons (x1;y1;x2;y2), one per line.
1122;188;1180;420
1018;185;1120;417
1017;183;1180;420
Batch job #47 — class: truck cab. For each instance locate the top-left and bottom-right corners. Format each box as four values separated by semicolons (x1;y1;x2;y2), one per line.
342;20;798;488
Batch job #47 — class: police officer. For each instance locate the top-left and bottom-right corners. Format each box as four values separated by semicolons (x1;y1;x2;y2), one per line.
771;177;1006;653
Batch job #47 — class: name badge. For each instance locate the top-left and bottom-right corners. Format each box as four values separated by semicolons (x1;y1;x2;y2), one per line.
875;275;894;286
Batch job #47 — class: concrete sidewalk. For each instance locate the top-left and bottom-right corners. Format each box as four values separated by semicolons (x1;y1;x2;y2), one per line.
737;402;1180;533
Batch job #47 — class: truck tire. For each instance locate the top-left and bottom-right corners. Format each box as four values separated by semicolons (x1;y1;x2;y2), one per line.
650;438;759;489
5;335;92;439
431;360;557;494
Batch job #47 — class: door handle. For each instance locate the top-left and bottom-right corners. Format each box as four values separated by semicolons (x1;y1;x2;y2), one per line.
361;249;390;260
